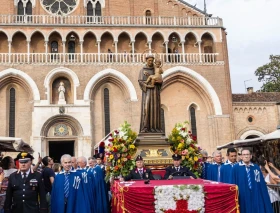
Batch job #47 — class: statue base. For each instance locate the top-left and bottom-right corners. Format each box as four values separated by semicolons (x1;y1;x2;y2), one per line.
58;100;66;105
135;133;173;167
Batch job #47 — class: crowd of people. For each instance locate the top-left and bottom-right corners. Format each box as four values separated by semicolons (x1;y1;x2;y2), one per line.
0;148;279;213
0;152;109;213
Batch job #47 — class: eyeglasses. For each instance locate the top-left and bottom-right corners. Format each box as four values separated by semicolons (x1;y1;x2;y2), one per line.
242;154;251;156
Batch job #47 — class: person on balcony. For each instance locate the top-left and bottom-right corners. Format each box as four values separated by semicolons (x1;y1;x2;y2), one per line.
220;148;237;183
231;149;273;213
120;155;154;181
206;150;223;182
164;154;196;180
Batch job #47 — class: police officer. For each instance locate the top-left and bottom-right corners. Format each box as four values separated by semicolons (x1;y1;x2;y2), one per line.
120;155;154;181
4;152;47;213
164;154;197;179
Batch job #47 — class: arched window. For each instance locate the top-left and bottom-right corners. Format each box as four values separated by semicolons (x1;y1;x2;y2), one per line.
161;108;165;133
145;10;152;24
104;88;110;136
68;41;75;60
95;2;102;16
87;1;94;22
51;41;58;60
9;88;16;137
190;106;197;137
17;0;24;22
51;41;58;53
26;0;33;22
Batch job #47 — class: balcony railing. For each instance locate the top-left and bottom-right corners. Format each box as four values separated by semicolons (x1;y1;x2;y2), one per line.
0;15;223;27
0;53;221;65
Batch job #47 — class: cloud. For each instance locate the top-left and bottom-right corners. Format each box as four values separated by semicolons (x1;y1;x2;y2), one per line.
186;0;280;93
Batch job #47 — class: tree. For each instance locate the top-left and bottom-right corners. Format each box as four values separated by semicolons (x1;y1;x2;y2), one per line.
255;55;280;92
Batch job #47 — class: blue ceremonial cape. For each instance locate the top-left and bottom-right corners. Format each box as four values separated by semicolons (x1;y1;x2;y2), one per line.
51;170;91;213
206;163;223;181
200;162;210;179
77;168;96;213
231;162;273;213
220;160;236;184
91;166;109;213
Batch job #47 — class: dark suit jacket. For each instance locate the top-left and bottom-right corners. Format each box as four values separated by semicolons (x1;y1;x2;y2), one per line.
164;165;196;179
124;168;154;181
4;170;47;213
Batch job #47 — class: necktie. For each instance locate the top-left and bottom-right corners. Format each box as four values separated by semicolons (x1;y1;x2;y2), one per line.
23;172;27;182
139;169;143;179
246;166;252;190
217;165;221;182
176;167;179;172
64;172;70;199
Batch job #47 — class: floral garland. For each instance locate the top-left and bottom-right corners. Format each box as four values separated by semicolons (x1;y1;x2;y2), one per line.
105;121;137;182
154;185;205;213
168;121;203;177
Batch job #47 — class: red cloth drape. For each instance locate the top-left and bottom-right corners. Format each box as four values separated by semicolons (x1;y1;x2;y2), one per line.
112;179;239;213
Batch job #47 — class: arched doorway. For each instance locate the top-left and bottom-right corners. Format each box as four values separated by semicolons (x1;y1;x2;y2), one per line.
40;115;84;162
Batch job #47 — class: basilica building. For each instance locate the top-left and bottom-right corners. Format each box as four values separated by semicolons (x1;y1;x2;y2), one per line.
0;0;277;161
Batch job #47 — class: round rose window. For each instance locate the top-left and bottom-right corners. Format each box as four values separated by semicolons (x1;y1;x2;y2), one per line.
41;0;79;15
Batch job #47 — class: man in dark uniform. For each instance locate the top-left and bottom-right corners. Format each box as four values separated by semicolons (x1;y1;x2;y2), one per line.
164;154;196;179
120;155;154;181
4;152;47;213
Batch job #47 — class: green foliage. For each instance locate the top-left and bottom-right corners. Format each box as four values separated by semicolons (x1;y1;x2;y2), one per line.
168;121;202;178
255;55;280;92
105;121;137;182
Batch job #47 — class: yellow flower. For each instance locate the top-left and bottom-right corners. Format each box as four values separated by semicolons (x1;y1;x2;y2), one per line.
129;144;135;149
188;157;193;162
109;155;114;160
194;156;198;162
117;159;121;163
178;143;184;150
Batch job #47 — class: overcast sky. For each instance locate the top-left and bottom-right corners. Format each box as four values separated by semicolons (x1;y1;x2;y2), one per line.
186;0;280;93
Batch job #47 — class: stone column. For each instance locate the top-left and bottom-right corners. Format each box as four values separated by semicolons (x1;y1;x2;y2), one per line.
8;40;12;63
97;40;101;62
181;41;185;63
27;40;30;63
198;40;202;63
44;40;48;63
164;41;169;62
131;40;135;63
114;41;118;62
148;41;152;54
80;40;84;63
62;40;66;62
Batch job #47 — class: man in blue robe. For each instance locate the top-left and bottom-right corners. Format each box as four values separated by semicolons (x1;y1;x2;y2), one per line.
220;148;237;183
200;150;210;179
77;156;96;213
232;148;273;213
51;154;91;213
90;166;109;213
206;150;223;181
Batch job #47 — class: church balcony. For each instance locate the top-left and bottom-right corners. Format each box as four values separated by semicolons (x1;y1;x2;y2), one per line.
0;53;222;65
0;15;223;27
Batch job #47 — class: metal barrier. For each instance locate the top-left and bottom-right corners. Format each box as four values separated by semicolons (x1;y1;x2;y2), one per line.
267;184;280;213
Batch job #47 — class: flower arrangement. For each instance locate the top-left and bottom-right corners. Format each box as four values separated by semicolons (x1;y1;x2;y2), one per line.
105;121;137;182
168;121;203;177
154;185;205;213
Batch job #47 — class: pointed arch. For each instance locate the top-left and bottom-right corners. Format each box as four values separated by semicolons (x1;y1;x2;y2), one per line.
162;66;222;115
82;30;98;41
0;68;40;100
11;30;27;40
29;30;47;41
167;31;183;42
84;68;137;102
65;31;81;41
134;31;150;42
117;31;132;42
151;31;166;41
0;29;10;41
100;31;116;41
47;30;64;41
200;31;217;42
185;31;199;42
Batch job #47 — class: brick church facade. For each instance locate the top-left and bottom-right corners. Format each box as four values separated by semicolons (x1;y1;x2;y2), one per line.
0;0;277;160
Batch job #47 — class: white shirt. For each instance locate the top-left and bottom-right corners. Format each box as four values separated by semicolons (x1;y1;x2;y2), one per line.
21;169;30;178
